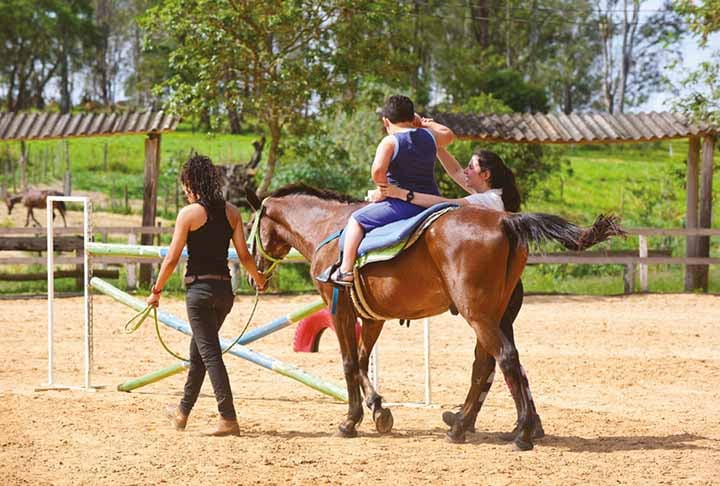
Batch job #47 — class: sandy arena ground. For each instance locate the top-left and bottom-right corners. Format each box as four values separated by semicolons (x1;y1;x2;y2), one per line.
1;292;719;485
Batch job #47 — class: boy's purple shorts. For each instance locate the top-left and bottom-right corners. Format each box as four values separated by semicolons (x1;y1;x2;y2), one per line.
351;198;425;232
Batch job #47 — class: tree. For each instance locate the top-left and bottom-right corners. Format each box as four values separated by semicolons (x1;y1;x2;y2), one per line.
0;0;96;112
145;0;410;195
674;0;720;124
596;0;685;113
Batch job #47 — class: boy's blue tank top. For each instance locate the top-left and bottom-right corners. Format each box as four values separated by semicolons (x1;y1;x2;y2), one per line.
387;128;439;195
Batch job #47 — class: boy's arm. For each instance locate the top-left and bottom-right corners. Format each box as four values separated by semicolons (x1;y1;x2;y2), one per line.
370;136;396;185
421;118;455;147
437;146;474;194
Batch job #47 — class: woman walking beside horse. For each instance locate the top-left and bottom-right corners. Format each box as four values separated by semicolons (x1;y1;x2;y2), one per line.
146;154;267;437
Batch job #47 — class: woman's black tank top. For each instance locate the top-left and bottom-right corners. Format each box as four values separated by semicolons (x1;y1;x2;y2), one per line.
185;201;233;277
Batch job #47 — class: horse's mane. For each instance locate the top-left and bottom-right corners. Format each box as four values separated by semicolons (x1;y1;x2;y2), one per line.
269;183;361;204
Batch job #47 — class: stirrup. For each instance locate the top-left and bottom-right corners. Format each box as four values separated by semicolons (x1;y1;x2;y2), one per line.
315;263;338;284
330;269;354;287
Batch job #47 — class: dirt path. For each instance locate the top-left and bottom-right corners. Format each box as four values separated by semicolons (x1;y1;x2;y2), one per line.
1;293;718;485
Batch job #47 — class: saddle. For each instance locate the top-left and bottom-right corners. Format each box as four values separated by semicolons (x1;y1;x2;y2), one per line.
317;203;458;321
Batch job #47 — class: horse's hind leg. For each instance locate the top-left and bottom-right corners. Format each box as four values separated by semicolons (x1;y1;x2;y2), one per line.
471;319;537;451
56;204;67;227
358;319;393;434
446;344;495;444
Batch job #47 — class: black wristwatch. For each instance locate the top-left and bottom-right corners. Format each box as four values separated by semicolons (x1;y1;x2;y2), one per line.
405;190;415;202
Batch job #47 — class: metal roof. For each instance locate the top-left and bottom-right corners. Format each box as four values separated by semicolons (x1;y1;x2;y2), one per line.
0;111;180;141
429;111;719;144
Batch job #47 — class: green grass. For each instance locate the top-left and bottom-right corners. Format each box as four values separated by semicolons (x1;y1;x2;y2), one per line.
1;124;260;203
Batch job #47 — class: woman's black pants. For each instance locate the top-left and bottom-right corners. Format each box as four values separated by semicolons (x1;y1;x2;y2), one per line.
179;280;236;420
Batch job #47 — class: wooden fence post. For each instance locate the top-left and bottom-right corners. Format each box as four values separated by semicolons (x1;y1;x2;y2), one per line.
63;141;71;196
696;135;716;291
140;133;161;286
638;235;648;292
685;136;701;291
623;264;635;294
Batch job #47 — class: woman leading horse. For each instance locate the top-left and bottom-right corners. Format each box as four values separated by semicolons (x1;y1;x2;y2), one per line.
248;184;621;450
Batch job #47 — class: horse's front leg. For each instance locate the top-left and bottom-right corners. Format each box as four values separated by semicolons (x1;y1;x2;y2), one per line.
358;319;393;434
332;292;364;438
29;208;41;227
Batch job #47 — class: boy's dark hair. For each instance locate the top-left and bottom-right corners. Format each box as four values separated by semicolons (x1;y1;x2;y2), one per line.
382;95;415;123
180;154;225;214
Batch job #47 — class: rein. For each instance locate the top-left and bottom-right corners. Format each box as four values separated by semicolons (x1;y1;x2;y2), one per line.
123;288;260;362
247;200;284;277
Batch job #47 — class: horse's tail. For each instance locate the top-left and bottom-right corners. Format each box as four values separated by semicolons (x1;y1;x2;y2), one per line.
501;213;625;251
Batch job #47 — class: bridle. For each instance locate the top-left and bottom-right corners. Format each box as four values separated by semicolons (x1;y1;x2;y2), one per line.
247;199;284;277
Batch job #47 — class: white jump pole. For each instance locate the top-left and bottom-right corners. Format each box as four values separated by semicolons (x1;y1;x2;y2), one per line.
371;317;433;408
37;196;95;392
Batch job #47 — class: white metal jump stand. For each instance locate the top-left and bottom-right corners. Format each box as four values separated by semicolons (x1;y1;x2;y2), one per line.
369;317;434;408
36;196;99;392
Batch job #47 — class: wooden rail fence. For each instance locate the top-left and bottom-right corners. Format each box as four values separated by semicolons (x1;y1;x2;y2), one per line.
0;226;718;293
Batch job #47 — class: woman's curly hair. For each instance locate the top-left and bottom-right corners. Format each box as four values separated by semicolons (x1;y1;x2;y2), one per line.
180;154;225;213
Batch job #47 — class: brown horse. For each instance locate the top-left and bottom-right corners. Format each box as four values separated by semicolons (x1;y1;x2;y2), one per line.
5;190;67;227
248;184;622;450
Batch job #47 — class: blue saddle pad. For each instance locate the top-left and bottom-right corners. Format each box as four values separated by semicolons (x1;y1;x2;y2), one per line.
337;202;458;267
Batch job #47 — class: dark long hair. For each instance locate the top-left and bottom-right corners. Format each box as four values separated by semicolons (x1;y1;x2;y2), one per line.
180;154;225;215
474;150;521;212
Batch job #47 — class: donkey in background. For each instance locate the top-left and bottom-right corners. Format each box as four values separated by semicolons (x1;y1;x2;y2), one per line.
5;189;68;227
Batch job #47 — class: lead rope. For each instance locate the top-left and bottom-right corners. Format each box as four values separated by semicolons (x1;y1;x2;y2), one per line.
123;287;260;362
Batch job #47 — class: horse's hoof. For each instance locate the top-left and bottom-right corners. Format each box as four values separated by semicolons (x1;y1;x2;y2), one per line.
513;437;534;451
442;410;476;433
501;417;545;442
373;408;394;434
334;424;358;438
445;429;466;444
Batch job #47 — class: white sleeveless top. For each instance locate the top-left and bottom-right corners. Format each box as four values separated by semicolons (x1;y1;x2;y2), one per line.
464;189;504;211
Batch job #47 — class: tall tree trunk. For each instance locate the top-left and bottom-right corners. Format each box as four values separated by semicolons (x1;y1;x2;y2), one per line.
59;31;71;114
470;0;490;48
616;0;640;114
599;3;615;113
227;107;242;134
257;119;281;197
505;0;513;68
563;82;573;114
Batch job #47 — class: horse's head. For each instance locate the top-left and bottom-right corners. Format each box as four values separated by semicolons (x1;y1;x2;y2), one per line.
246;192;292;283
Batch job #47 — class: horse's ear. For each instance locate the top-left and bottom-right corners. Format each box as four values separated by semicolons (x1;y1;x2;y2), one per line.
245;190;261;211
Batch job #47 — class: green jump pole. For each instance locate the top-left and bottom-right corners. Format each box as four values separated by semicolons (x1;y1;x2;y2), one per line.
117;361;188;392
87;242;305;262
91;277;346;401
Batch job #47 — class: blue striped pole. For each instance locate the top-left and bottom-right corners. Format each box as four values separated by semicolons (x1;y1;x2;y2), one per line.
91;277;346;401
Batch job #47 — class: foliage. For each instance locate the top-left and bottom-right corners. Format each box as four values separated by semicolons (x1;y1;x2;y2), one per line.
0;0;98;111
673;0;720;124
273;100;381;197
596;0;685;113
143;0;415;195
431;95;567;203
